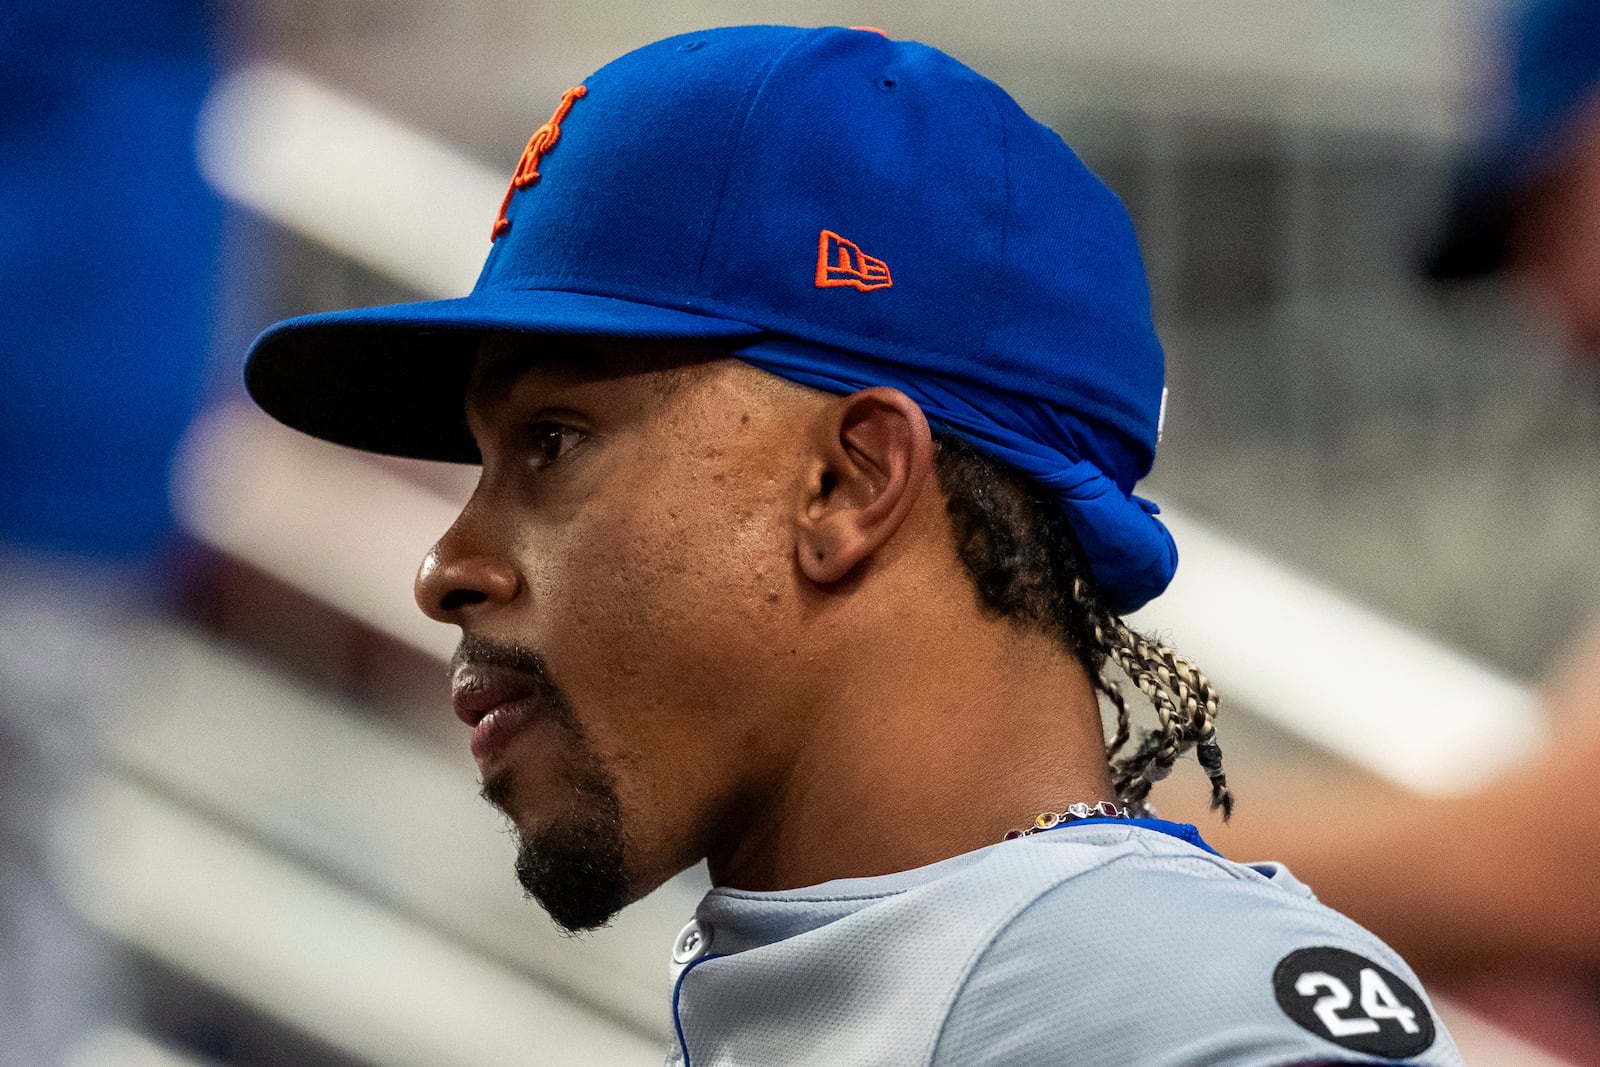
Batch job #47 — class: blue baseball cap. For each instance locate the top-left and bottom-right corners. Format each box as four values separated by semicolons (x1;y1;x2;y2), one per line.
245;25;1176;613
1428;0;1600;279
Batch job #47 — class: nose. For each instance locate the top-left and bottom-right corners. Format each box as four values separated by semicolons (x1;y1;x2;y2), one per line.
415;510;522;625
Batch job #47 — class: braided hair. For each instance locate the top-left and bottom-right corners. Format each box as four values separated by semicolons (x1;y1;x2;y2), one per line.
932;433;1234;820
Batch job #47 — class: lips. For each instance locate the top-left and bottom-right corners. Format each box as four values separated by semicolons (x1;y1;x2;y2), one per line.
452;666;548;767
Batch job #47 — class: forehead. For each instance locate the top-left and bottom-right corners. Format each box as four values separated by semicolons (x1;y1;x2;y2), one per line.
466;334;727;417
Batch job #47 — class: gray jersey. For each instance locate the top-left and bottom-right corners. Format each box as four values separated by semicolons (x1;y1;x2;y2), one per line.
665;820;1463;1066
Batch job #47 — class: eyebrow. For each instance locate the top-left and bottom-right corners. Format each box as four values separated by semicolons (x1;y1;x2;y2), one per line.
465;357;532;422
464;337;591;423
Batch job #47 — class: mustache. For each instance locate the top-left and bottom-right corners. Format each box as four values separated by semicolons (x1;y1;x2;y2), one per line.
451;633;578;728
451;632;556;681
461;634;596;820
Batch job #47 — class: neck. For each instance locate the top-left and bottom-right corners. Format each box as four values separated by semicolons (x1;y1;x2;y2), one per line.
706;606;1113;892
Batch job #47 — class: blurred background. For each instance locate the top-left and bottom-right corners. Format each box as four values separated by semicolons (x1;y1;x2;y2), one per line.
6;0;1600;1064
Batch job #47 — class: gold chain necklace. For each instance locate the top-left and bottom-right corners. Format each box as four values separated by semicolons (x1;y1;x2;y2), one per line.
1004;801;1131;841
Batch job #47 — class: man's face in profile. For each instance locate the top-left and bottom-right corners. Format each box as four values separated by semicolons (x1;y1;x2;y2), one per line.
416;337;824;930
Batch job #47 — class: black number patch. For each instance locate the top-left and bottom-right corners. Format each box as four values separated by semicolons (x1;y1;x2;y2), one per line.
1273;947;1435;1058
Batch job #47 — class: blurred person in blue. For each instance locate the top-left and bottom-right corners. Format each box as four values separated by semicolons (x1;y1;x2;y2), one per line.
1427;0;1600;343
1185;0;1600;1056
0;1;220;1062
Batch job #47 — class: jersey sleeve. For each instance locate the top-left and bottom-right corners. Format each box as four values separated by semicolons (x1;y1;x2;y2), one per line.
929;859;1464;1067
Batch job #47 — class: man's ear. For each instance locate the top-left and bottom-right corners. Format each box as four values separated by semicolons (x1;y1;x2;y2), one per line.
795;387;934;585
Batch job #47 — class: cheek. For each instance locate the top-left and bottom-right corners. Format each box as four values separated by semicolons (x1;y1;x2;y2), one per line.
527;464;795;731
1523;243;1600;349
1521;144;1600;344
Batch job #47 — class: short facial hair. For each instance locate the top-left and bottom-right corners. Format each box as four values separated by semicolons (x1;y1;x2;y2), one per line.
455;633;629;933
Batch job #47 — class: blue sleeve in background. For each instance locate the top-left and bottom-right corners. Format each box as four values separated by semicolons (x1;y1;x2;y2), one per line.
0;0;222;559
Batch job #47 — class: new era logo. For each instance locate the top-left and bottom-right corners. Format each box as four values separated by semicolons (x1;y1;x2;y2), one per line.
815;230;893;291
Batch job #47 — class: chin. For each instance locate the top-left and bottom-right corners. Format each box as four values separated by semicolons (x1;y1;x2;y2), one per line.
486;764;634;933
513;823;631;933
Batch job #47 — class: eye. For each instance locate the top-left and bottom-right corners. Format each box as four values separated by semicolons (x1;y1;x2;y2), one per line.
526;421;586;470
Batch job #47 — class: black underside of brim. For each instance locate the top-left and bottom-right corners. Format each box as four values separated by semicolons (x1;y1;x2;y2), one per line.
1423;188;1512;281
246;324;483;463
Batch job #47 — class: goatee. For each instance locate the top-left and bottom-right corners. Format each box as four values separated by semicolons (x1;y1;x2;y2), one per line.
458;633;631;933
481;764;628;934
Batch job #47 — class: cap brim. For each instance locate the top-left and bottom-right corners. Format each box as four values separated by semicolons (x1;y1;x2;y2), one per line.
1423;179;1513;281
245;289;765;462
1424;122;1573;282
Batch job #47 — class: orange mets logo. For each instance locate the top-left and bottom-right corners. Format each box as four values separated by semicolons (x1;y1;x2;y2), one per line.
492;85;587;240
815;230;893;291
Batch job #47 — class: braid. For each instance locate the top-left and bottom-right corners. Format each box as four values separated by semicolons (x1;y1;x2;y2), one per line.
1077;589;1234;819
1098;663;1133;762
933;433;1234;821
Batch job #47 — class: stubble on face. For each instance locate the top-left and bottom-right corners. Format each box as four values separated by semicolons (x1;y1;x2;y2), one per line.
458;634;630;933
448;344;829;926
